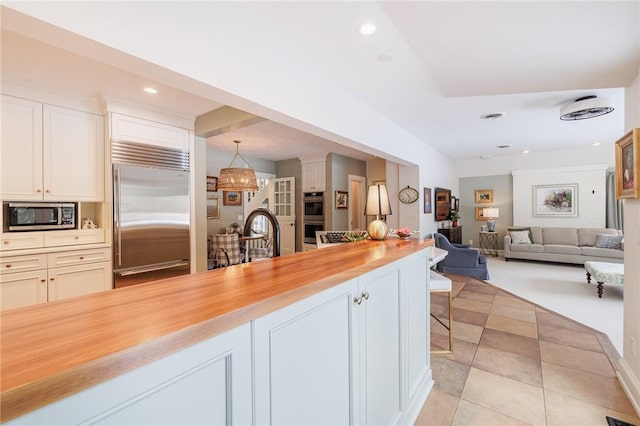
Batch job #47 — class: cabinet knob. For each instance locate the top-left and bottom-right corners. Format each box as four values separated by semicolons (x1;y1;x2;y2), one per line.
354;296;363;305
36;189;42;193
45;189;50;193
40;279;46;283
362;292;369;300
5;264;11;268
50;277;55;281
79;256;84;260
2;241;8;245
74;236;79;240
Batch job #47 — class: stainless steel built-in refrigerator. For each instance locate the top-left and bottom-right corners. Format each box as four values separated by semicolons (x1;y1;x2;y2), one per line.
112;142;190;288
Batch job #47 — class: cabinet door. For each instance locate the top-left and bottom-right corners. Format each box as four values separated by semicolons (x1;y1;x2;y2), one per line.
254;279;358;425
43;105;104;201
0;95;43;200
47;261;111;301
0;269;48;311
359;263;402;426
302;162;326;192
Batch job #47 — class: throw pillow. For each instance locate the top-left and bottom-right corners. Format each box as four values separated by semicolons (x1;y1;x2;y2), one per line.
508;226;532;242
595;234;624;250
509;230;532;244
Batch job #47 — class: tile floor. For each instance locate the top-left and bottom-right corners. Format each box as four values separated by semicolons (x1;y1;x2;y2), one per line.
415;273;640;426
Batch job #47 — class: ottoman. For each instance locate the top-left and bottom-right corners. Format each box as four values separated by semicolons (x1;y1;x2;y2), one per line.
584;261;624;298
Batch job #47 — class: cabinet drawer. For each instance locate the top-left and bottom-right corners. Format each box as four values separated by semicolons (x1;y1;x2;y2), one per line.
48;248;111;268
0;254;48;275
1;232;45;251
43;228;104;247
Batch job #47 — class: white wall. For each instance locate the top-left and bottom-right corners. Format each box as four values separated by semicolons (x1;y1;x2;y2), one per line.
512;164;608;227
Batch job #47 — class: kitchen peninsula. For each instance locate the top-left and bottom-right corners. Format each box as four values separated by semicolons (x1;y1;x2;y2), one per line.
2;237;435;425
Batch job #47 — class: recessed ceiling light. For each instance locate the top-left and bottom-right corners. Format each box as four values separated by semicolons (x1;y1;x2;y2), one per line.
359;23;376;36
144;87;158;94
592;142;601;146
480;112;505;120
497;144;512;149
522;150;530;154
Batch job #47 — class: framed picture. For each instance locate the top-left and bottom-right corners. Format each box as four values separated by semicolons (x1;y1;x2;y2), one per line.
335;190;348;209
223;191;242;206
451;196;459;212
533;184;578;217
475;207;488;221
615;129;640;199
475;189;493;203
423;187;432;213
206;176;218;192
207;195;220;219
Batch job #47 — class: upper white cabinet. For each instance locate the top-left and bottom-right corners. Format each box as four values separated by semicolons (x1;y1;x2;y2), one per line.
0;95;105;202
301;160;326;192
110;113;190;150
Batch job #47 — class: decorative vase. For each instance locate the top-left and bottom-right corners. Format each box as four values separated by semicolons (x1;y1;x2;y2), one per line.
452;220;459;227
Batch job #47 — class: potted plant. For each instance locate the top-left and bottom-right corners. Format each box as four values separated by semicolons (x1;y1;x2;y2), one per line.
448;210;460;227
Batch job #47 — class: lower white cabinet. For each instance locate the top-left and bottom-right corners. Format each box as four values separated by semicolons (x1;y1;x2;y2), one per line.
0;248;112;310
7;323;253;426
254;249;432;425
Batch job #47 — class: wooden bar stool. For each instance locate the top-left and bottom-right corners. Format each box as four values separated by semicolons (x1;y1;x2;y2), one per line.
430;270;453;354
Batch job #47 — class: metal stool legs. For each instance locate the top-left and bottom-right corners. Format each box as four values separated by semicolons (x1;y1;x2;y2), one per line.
430;270;453;355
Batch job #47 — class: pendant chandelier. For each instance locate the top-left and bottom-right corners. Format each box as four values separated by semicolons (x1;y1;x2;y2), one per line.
217;140;258;192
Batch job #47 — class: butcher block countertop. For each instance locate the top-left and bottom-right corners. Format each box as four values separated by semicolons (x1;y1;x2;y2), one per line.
1;236;434;422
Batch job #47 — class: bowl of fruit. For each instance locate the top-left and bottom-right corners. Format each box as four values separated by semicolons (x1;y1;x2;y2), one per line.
392;227;418;239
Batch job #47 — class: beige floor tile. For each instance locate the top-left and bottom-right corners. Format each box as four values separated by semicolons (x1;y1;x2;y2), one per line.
450;321;484;345
461;367;546;426
538;324;603;352
453;308;488;327
414;388;459;426
485;314;538;339
493;294;536;310
536;310;593;333
541;362;636;415
472;346;543;387
539;340;615;378
452;399;532;426
452;297;492;314
490;303;537;323
456;289;495;304
431;357;471;398
431;337;478;365
545;390;640;426
479;328;540;360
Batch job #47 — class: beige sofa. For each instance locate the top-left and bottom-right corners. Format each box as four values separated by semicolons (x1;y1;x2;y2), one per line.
504;226;623;264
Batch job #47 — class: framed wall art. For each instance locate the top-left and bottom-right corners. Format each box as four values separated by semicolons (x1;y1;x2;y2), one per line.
206;176;218;192
434;187;451;221
533;184;578;217
475;207;488;221
223;191;242;206
615;128;639;199
475;189;493;203
207;195;220;219
335;190;348;209
423;187;432;213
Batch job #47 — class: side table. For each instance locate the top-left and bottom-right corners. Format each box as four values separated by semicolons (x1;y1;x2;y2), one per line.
479;231;498;257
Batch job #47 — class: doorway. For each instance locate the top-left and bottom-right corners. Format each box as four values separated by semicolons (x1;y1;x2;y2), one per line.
348;175;366;231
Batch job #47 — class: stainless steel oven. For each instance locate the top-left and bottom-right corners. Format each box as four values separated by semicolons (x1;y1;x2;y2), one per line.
304;222;324;245
303;192;324;223
4;202;76;231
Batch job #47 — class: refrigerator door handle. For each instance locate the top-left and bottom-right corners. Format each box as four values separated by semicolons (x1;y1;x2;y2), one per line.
114;167;122;267
116;261;190;277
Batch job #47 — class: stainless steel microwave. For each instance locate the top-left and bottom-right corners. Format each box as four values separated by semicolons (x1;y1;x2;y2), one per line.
3;202;76;231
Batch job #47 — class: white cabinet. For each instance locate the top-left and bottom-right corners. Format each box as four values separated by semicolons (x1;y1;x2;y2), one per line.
0;95;104;201
301;161;326;192
8;324;253;426
0;248;112;310
110;113;190;150
254;250;431;425
254;279;357;425
1;229;104;252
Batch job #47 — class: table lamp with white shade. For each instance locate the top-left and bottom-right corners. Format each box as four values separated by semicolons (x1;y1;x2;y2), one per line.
483;207;499;232
365;184;392;240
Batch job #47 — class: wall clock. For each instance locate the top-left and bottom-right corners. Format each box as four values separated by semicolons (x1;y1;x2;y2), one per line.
398;186;419;204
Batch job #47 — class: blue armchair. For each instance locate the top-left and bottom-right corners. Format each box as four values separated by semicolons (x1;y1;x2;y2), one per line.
433;233;490;280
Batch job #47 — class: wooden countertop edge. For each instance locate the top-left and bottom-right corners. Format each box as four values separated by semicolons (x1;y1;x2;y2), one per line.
1;239;432;421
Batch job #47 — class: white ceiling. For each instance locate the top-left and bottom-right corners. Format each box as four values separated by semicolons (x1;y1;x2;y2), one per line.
1;2;638;162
